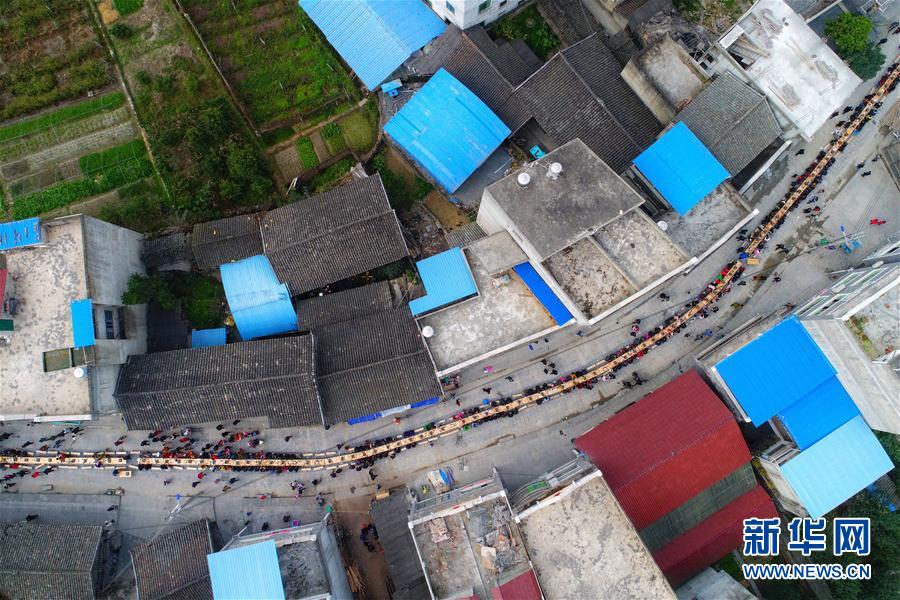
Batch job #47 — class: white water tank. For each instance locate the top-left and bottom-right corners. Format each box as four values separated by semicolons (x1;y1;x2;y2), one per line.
516;172;531;187
657;220;668;232
546;162;563;179
73;367;86;378
421;325;435;338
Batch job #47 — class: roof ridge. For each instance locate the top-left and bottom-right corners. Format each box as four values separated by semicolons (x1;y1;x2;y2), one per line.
118;361;314;396
264;207;398;254
463;32;514;90
318;349;429;379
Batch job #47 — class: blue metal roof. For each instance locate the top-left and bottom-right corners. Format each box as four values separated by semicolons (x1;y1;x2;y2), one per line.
633;122;729;215
513;262;574;326
300;0;446;90
207;540;285;600
220;255;298;341
70;299;95;348
781;416;893;519
716;317;836;425
384;68;511;192
191;328;227;349
0;218;42;252
409;247;478;316
777;376;859;450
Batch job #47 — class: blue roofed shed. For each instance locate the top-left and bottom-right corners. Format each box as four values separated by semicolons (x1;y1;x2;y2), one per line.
781;416;893;519
409;247;478;316
384;68;511;192
0;218;43;252
208;540;285;600
220;255;298;341
300;0;445;90
191;328;227;349
513;262;574;326
70;299;95;348
633;122;729;215
715;316;837;425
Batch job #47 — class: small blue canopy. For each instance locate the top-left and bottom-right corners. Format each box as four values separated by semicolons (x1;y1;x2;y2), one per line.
208;540;285;600
385;69;511;192
191;328;227;349
633;122;729;215
782;416;893;519
300;0;445;90
70;299;95;348
716;317;837;425
409;247;478;316
220;256;298;341
513;262;573;326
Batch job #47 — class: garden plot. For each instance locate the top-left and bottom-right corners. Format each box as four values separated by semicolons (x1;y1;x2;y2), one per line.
0;0;114;121
181;0;359;131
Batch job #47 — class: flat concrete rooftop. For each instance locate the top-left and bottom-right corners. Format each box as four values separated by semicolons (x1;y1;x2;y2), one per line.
485;139;645;260
468;231;527;275
850;282;898;360
420;250;555;372
660;183;750;257
412;494;531;599
0;217;91;419
518;472;675;600
594;209;689;287
543;238;635;319
635;35;708;110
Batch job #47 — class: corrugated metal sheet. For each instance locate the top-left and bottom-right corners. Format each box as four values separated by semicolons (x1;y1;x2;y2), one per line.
512;262;573;326
191;328;227;349
492;569;542;600
300;0;445;90
385;68;511;192
575;370;751;530
633;122;729;215
0;218;42;252
70;299;95;348
409;247;478;316
781;415;893;519
716;316;837;425
220;255;297;341
653;486;778;586
777;376;859;450
207;540;285;600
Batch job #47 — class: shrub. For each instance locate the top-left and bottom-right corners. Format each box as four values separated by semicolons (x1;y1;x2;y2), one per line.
122;273;176;309
824;14;872;54
297;137;319;169
844;43;886;80
122;271;225;328
322;122;341;140
113;0;144;16
97;178;167;233
310;157;353;192
109;23;133;39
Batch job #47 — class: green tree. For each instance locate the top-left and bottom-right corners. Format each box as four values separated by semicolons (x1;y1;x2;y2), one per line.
845;43;887;80
122;274;176;309
824;13;872;54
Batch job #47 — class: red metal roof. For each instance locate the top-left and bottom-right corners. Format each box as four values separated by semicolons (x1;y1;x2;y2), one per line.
575;369;751;529
0;269;6;304
653;485;778;586
492;569;542;600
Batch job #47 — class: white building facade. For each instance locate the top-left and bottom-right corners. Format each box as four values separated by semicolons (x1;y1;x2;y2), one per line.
426;0;521;30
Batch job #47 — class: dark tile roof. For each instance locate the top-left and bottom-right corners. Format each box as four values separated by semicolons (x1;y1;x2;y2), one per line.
260;175;409;295
191;214;263;271
131;520;213;600
312;307;440;423
517;34;661;173
538;0;602;46
296;281;396;331
0;522;102;600
466;27;536;86
143;233;191;269
115;337;323;429
147;303;190;352
677;73;782;175
370;491;430;600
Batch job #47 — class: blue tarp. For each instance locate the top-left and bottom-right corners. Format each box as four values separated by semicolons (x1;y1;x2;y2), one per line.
778;376;860;450
781;416;893;519
220;255;298;341
208;540;285;600
300;0;445;90
0;218;42;251
384;69;511;192
633;122;729;215
409;247;478;316
716;317;837;425
191;328;227;349
513;262;573;326
70;299;95;348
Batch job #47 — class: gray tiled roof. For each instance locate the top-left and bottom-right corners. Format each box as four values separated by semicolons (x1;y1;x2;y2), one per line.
296;281;396;331
517;35;661;173
311;307;440;424
466;27;537;86
261;175;408;295
131;520;213;600
191;214;263;271
370;491;430;600
677;72;782;175
143;233;191;269
115;337;323;429
0;522;102;600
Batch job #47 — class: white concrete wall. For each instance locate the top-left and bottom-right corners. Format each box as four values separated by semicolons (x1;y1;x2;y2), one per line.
428;0;521;29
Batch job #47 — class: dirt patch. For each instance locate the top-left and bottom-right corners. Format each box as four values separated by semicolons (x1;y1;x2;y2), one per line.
385;146;417;186
332;495;392;600
401;203;450;259
98;1;120;25
255;16;288;36
424;191;469;231
251;2;289;21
